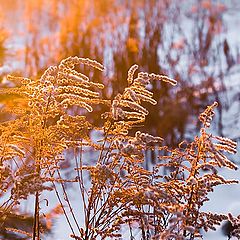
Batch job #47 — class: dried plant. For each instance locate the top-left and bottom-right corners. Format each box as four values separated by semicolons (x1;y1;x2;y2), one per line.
0;56;238;240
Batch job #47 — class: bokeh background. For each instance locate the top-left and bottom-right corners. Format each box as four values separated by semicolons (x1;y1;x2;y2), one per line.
0;0;239;239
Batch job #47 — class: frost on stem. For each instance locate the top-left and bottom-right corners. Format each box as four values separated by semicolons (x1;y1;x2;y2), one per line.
106;64;177;128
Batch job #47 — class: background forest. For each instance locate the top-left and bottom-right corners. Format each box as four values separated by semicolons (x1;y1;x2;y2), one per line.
0;0;239;239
